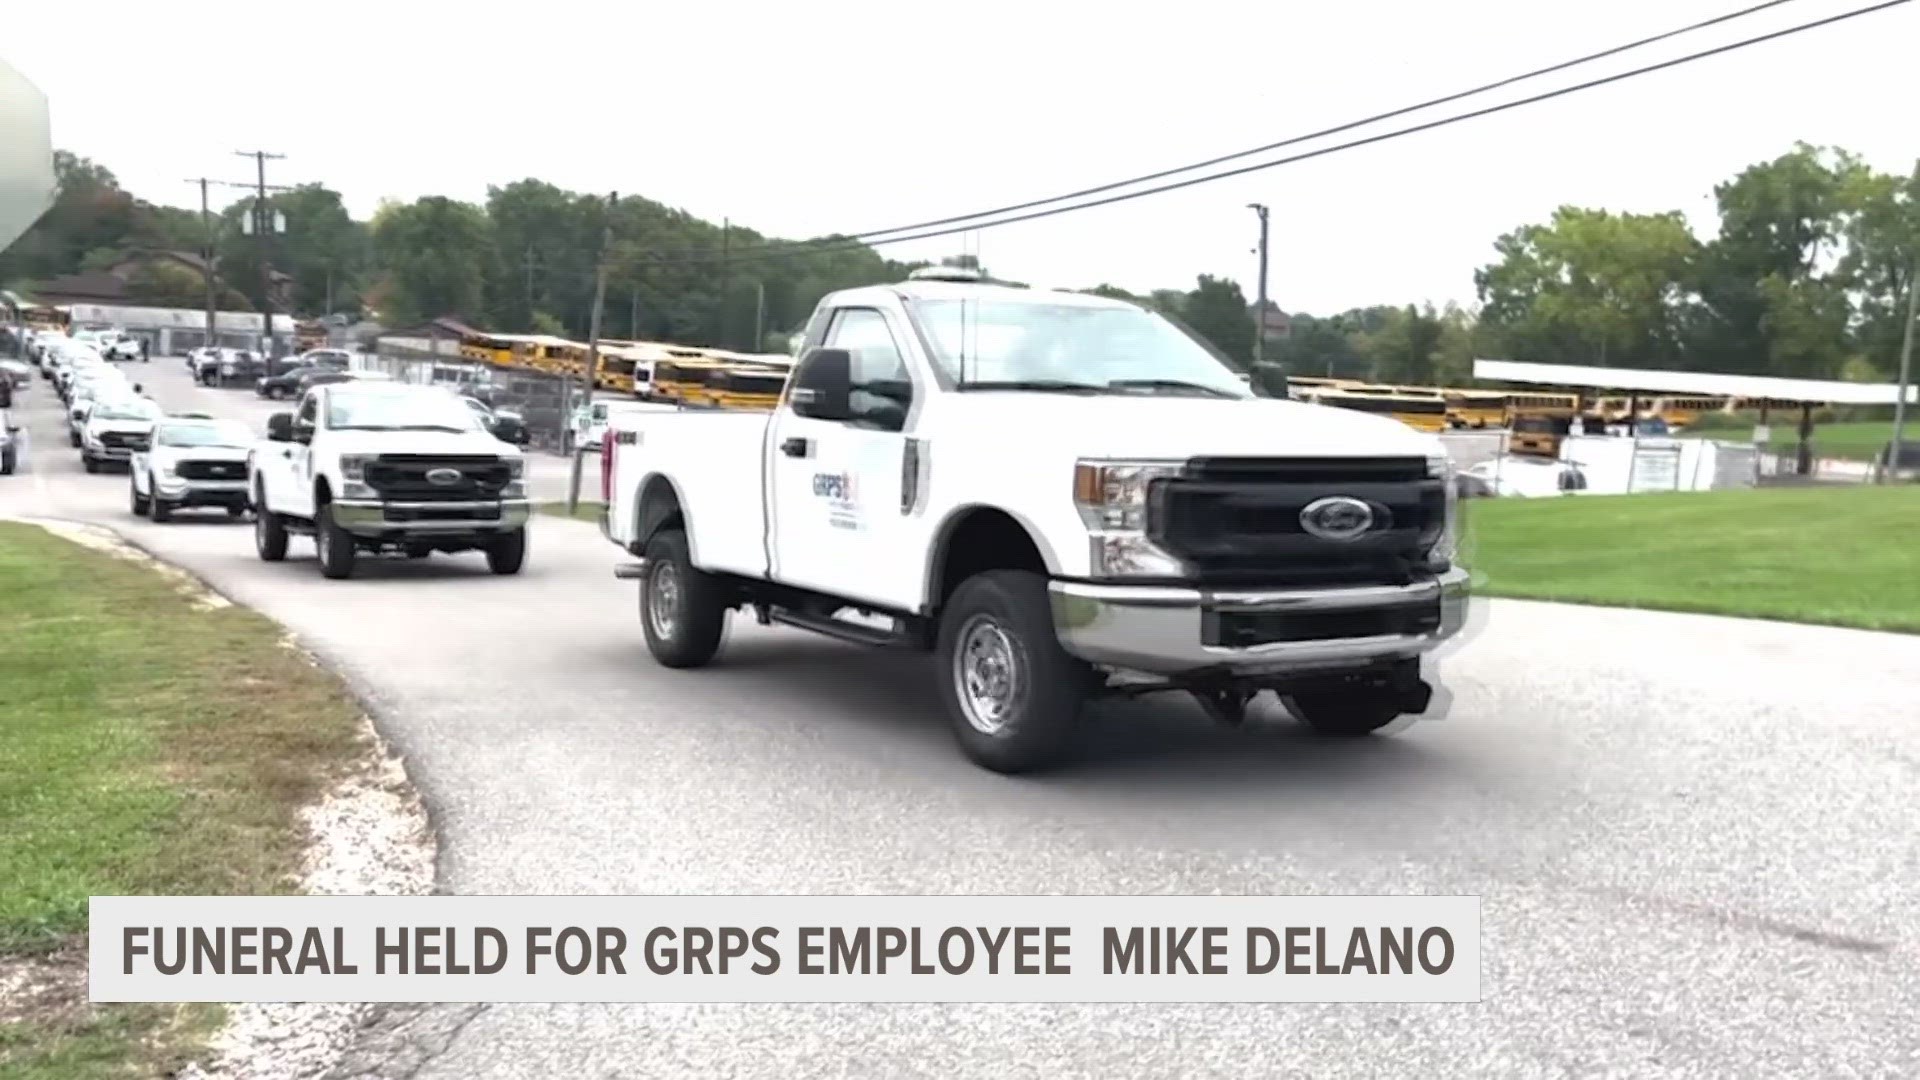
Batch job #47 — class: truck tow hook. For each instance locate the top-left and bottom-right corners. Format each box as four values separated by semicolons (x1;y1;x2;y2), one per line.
1192;687;1257;727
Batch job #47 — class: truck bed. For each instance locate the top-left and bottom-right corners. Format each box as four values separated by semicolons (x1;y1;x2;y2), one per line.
606;409;772;578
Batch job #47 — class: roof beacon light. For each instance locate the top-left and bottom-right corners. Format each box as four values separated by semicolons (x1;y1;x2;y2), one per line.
907;266;986;283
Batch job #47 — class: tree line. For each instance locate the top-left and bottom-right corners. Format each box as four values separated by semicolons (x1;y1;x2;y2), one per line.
2;143;1911;382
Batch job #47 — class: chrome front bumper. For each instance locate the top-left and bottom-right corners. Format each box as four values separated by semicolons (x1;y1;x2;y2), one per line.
1049;566;1471;677
331;498;531;535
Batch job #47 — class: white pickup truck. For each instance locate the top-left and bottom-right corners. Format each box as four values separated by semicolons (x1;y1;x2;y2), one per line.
250;380;532;579
599;269;1471;772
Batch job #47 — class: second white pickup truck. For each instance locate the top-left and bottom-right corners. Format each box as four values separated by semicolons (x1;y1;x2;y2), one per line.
601;269;1471;772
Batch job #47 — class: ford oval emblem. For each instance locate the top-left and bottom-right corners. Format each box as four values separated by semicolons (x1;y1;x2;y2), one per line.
425;468;463;486
1300;496;1375;542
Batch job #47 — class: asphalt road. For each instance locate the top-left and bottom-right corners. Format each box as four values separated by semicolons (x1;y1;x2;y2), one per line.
4;359;1917;1078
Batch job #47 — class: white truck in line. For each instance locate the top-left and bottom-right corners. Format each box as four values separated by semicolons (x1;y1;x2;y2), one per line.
598;269;1471;772
249;380;532;579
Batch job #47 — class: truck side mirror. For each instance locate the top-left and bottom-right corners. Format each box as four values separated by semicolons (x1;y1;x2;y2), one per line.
1249;361;1291;399
790;348;853;421
265;412;294;442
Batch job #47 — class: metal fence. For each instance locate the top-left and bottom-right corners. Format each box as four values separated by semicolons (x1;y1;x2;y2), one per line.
1438;428;1771;496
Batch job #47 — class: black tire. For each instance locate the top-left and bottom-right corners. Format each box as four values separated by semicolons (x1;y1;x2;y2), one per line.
150;496;172;522
639;528;727;668
69;430;81;448
226;504;247;519
254;498;289;561
485;528;527;575
315;503;357;579
934;569;1096;774
131;478;150;517
0;448;14;476
82;455;99;474
1282;688;1408;738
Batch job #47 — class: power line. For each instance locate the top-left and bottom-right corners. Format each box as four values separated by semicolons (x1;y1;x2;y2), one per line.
680;0;1906;268
824;0;1815;246
502;0;1813;269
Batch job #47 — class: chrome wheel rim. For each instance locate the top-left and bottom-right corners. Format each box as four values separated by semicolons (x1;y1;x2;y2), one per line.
954;614;1021;736
648;562;680;640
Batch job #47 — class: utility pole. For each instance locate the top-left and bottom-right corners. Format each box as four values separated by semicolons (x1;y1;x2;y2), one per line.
752;280;765;353
718;217;730;350
523;244;535;325
630;286;640;340
234;149;286;373
185;178;220;352
1247;203;1271;369
1891;253;1917;479
566;191;617;514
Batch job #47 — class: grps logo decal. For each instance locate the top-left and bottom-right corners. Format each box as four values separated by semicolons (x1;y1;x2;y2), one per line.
812;471;857;503
811;471;863;531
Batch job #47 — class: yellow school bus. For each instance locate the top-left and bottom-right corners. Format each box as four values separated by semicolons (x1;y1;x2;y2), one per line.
1300;387;1450;433
1645;396;1727;430
709;367;789;410
21;304;70;332
459;331;523;369
652;359;732;406
1442;388;1508;429
1504;392;1580;456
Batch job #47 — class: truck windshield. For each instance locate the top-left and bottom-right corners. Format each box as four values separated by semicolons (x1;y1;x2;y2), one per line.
158;421;252;448
327;389;482;432
92;400;161;422
907;299;1251;398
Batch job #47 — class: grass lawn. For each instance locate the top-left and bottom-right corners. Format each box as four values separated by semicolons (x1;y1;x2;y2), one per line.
538;500;606;523
1466;485;1920;633
0;524;366;1078
1684;416;1899;462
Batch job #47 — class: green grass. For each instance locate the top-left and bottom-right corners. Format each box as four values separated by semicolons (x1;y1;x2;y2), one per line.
0;524;366;1078
1466;486;1920;632
1683;414;1900;462
538;500;606;522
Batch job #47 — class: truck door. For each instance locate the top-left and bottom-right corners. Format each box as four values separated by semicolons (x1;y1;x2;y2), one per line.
766;307;919;609
265;392;319;517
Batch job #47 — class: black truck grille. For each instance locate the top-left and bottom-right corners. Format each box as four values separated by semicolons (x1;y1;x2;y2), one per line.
177;459;248;481
364;455;510;502
1151;456;1444;586
99;431;148;451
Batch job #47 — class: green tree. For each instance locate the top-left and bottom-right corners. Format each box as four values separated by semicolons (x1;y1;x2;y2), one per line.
1179;275;1256;366
1837;164;1920;379
369;197;495;325
1691;143;1865;377
1474;205;1700;369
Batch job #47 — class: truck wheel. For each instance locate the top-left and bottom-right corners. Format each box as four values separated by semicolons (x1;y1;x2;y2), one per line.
83;455;99;474
640;528;726;668
254;501;289;561
1;447;14;476
1282;689;1409;738
150;497;173;523
69;431;81;448
315;504;357;579
935;569;1094;774
130;479;150;517
485;528;527;575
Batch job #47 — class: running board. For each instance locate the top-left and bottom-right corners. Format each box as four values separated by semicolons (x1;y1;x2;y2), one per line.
767;607;915;648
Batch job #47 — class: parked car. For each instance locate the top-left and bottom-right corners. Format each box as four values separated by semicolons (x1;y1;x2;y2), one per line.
193;348;265;386
0;410;18;475
459;395;532;446
0;358;31;389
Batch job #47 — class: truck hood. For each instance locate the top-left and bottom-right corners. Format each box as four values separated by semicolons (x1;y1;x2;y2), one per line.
323;429;521;457
157;444;252;464
942;392;1444;460
86;420;155;437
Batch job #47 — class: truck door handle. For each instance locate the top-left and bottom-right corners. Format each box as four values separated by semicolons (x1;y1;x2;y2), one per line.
780;437;810;458
282;449;292;458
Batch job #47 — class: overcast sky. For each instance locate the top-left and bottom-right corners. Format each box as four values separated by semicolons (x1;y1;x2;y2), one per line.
6;0;1913;315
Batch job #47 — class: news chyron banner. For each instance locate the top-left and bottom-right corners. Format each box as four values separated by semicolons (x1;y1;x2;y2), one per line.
92;895;1480;1003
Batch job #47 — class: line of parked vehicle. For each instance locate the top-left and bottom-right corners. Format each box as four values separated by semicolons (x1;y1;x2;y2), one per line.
20;333;538;577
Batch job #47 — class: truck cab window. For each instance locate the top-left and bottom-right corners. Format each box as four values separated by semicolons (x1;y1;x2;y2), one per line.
823;308;912;432
296;394;318;428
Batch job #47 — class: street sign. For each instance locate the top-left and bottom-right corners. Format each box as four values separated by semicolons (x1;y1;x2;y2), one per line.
0;59;56;254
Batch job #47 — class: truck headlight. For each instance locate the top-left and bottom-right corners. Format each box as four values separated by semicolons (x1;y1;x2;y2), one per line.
338;454;374;481
1427;451;1460;570
501;457;526;498
1072;459;1185;578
